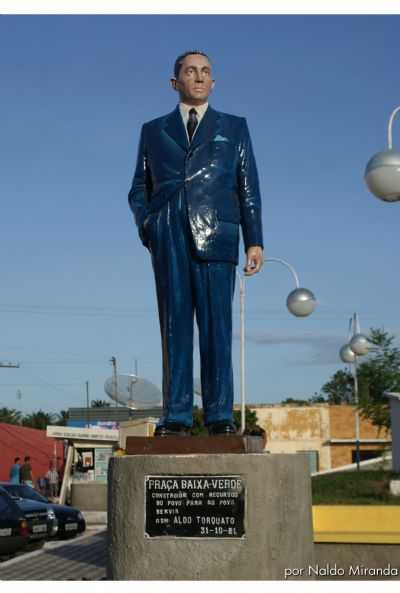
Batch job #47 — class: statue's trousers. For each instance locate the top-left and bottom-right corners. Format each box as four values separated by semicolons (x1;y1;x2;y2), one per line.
147;190;236;427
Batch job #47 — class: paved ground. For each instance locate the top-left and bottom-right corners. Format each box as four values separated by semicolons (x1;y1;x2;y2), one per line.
0;528;107;580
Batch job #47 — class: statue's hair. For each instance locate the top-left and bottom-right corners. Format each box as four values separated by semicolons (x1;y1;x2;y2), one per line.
173;51;211;78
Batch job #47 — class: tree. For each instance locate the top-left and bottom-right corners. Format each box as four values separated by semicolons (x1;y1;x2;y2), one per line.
357;329;400;431
321;369;354;404
0;407;22;425
281;398;310;406
22;409;56;430
319;328;399;431
54;409;69;426
190;405;259;434
91;399;111;408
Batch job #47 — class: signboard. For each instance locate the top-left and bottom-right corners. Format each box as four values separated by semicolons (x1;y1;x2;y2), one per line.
46;425;119;442
145;475;245;538
94;447;113;481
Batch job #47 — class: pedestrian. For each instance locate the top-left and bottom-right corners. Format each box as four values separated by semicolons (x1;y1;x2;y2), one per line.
19;455;33;487
56;456;65;496
9;457;21;484
128;51;263;437
46;462;59;499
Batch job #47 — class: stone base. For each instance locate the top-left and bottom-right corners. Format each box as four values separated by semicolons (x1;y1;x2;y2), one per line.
107;453;314;580
71;482;107;511
125;435;264;455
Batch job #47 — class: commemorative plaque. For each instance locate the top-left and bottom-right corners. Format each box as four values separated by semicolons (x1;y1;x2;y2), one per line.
145;474;245;538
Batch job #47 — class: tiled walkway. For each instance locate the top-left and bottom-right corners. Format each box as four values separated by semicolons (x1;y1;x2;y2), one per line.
0;529;107;581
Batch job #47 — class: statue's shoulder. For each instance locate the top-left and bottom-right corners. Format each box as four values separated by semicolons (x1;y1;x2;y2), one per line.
214;110;247;135
143;110;176;129
214;109;246;124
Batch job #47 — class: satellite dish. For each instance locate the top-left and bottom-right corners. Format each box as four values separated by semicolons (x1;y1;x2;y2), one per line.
104;374;162;409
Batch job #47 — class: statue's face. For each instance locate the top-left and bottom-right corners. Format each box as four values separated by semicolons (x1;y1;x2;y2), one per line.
171;54;215;105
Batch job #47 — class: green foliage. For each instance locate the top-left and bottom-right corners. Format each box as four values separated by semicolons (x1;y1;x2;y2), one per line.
191;406;207;435
233;407;258;431
190;406;259;434
281;398;311;406
319;328;399;430
54;409;69;426
312;470;400;505
321;370;354;404
0;406;70;429
357;329;400;431
280;393;326;405
0;407;22;425
22;409;56;430
91;399;111;408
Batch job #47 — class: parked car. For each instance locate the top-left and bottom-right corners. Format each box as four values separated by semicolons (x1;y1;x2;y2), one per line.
0;486;57;557
0;483;86;539
0;487;29;559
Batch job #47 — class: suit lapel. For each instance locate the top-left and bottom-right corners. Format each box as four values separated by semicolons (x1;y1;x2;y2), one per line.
164;106;189;152
163;105;221;153
190;106;220;152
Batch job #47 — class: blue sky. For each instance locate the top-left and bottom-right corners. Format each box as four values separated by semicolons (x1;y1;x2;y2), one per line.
1;14;399;414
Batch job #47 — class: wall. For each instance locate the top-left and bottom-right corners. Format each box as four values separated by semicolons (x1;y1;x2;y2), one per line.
249;405;331;471
329;406;390;468
0;423;64;482
247;404;392;471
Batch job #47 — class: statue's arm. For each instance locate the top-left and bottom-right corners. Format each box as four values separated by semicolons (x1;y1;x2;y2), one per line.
237;118;264;253
128;124;153;244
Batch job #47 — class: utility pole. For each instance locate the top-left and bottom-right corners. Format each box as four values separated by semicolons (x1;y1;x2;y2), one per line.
110;356;118;407
86;381;90;428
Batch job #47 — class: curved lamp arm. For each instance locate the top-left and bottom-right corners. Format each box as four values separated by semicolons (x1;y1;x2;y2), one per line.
388;105;400;150
264;257;300;288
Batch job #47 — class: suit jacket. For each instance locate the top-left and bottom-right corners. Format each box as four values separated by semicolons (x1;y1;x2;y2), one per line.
128;105;263;264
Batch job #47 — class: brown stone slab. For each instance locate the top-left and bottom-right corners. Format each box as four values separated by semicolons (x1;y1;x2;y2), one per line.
125;435;264;455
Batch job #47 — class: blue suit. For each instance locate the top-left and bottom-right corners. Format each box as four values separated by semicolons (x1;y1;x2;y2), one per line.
129;105;263;427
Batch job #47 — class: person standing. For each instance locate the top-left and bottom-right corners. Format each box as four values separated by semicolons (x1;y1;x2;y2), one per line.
128;51;264;436
9;457;21;484
46;462;59;499
19;455;33;487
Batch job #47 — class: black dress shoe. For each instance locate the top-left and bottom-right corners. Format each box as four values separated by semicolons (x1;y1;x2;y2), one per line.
207;422;237;436
154;423;190;437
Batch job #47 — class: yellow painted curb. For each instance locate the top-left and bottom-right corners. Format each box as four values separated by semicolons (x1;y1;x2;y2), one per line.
313;506;400;543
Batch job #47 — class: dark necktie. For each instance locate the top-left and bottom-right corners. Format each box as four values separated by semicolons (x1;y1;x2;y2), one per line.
187;108;198;143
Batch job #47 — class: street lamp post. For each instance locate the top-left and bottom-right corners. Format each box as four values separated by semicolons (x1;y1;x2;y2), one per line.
365;105;400;202
237;257;317;434
339;312;370;470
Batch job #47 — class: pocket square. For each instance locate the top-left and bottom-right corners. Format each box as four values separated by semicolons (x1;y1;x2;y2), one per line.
213;134;229;142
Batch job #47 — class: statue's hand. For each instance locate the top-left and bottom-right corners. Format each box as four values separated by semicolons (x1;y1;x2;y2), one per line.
244;246;264;276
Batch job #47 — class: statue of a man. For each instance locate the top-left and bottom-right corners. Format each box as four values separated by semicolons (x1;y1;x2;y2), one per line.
129;50;264;436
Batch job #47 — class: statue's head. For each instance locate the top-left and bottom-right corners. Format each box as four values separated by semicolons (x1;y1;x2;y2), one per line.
171;50;215;105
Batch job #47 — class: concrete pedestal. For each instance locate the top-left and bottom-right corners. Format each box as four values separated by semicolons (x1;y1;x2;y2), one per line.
107;453;314;580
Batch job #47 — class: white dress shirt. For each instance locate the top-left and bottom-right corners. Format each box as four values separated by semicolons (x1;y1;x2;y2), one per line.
179;102;208;142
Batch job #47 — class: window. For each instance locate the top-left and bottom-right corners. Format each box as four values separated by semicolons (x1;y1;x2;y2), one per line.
0;493;10;513
351;449;380;463
296;450;319;474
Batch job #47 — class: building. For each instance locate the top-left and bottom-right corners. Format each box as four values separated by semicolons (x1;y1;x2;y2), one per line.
67;403;392;474
250;404;391;472
0;423;64;482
